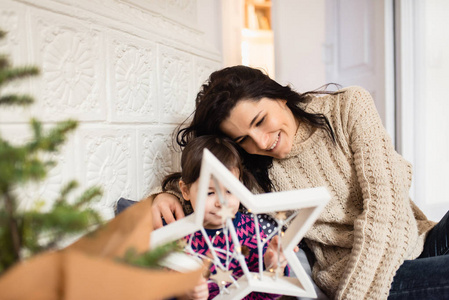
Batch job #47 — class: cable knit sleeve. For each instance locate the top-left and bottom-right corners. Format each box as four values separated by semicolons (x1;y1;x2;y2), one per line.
335;87;418;299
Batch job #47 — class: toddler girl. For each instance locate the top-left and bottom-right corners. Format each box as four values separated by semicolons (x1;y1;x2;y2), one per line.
162;135;289;300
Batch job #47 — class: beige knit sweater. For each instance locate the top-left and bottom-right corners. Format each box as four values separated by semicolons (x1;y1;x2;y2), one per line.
269;86;435;299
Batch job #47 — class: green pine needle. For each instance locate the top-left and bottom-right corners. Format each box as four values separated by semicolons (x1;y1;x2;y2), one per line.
54;180;79;205
0;94;34;106
0;66;39;86
0;55;10;70
73;186;102;208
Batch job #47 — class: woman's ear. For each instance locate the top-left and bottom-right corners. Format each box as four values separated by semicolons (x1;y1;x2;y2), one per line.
179;180;191;201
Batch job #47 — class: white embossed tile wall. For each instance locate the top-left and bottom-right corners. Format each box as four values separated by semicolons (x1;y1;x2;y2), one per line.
0;1;26;65
159;45;194;123
110;33;157;123
0;0;221;221
30;10;106;122
138;126;181;198
0;1;34;123
77;127;136;220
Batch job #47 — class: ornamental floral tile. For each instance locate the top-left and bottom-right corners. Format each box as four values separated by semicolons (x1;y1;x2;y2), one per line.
29;10;106;122
194;57;221;94
109;32;157;122
77;127;136;220
137;126;180;198
0;1;26;65
158;45;194;123
0;1;35;124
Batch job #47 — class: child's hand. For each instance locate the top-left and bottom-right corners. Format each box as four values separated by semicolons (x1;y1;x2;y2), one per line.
264;235;299;271
179;276;209;300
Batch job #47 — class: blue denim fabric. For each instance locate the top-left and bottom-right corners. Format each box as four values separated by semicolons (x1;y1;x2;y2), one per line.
388;210;449;300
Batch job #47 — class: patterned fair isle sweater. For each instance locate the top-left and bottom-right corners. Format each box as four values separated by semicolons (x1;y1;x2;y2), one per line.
189;212;283;300
269;86;436;299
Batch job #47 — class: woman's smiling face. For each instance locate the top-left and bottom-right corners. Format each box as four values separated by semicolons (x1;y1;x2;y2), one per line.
220;98;298;159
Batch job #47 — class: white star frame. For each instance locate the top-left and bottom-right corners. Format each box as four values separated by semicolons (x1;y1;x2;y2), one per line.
150;149;330;299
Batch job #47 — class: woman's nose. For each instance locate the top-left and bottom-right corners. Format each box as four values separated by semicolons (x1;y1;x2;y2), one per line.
252;132;270;150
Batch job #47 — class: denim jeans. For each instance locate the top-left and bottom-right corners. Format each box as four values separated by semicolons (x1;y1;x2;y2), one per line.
388;210;449;300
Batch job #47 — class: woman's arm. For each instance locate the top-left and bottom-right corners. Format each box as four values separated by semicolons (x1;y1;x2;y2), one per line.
335;87;418;299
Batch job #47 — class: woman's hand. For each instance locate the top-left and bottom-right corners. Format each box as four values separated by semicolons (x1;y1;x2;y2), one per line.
264;235;299;271
151;192;185;229
178;276;209;300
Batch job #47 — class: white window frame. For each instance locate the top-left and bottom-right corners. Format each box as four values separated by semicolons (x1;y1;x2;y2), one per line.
394;0;449;221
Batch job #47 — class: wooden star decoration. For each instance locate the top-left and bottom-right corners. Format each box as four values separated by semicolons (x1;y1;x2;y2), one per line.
241;246;250;257
210;268;234;287
151;149;330;299
275;211;287;221
216;205;235;219
268;265;285;279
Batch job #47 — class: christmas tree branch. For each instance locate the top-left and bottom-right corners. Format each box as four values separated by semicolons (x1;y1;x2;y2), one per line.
27;119;78;153
0;66;39;86
0;29;105;273
3;192;21;262
0;94;34;106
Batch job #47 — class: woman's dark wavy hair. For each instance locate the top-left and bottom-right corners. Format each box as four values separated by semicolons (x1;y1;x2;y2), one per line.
176;65;336;192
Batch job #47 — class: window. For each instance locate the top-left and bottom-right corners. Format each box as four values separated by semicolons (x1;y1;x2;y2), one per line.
396;0;449;221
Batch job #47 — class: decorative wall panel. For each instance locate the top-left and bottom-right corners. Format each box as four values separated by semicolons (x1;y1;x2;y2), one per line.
138;126;180;198
0;0;221;220
30;10;106;121
110;33;157;122
159;45;194;123
0;2;23;64
77;127;136;220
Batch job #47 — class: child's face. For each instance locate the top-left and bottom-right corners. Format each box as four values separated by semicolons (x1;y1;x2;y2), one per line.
180;168;240;229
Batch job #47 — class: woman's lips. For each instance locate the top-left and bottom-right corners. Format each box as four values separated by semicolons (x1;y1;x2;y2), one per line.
268;132;280;151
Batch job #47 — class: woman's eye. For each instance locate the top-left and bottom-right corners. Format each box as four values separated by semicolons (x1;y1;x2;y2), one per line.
226;190;232;194
238;136;247;144
255;116;265;127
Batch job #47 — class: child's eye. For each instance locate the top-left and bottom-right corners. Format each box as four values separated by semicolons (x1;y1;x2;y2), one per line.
226;190;232;194
207;191;215;196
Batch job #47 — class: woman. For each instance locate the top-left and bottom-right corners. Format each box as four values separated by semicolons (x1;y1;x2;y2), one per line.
149;65;448;299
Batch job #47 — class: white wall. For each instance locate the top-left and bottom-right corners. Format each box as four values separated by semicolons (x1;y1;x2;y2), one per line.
0;0;222;220
272;0;395;138
197;0;223;56
272;0;327;92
